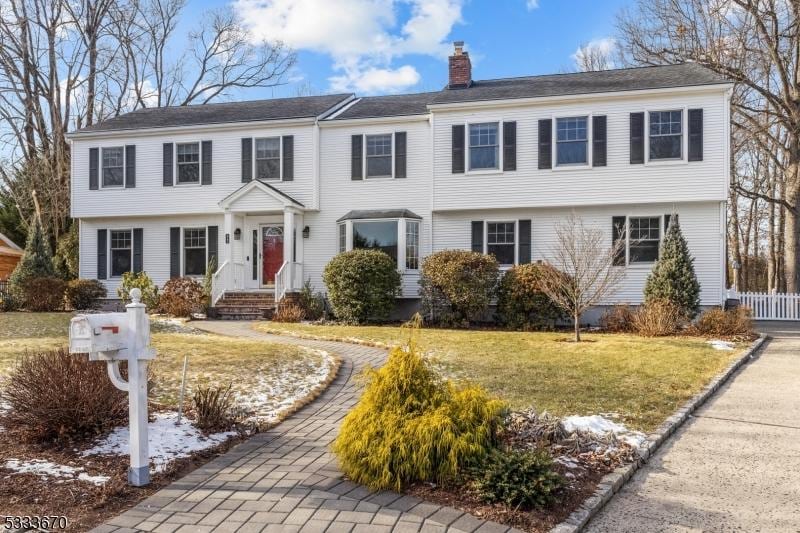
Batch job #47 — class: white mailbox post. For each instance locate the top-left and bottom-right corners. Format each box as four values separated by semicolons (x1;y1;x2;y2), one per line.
69;288;155;487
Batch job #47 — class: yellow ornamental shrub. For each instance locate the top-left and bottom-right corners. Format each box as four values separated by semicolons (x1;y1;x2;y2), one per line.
333;334;507;490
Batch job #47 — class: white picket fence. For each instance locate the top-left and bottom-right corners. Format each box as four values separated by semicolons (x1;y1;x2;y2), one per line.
737;290;800;321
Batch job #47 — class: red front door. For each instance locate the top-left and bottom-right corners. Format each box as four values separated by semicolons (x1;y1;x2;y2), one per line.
262;226;284;285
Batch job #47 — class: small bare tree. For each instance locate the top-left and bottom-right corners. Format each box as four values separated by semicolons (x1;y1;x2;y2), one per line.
538;212;626;342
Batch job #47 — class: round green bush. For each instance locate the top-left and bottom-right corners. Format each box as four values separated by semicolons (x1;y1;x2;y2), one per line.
323;249;401;323
65;279;107;310
471;448;563;509
419;250;499;326
117;271;160;310
496;263;565;330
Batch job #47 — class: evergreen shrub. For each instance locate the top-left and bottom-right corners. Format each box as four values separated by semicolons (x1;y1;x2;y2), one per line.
323;249;400;323
644;217;701;318
496;263;565;330
332;331;506;490
419;250;499;326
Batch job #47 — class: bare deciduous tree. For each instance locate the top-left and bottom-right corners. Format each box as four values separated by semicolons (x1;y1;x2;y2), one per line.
538;212;627;342
574;40;617;72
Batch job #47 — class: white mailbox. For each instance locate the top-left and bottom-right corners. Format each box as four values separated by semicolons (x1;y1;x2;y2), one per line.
68;288;154;487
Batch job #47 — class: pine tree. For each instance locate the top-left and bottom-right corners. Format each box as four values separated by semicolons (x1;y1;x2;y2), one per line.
9;217;57;293
644;216;701;317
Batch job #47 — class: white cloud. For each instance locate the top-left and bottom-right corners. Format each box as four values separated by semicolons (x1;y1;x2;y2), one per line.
526;0;539;9
233;0;464;94
571;37;617;70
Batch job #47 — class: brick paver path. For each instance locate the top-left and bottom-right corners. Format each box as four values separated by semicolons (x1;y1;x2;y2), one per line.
95;321;519;533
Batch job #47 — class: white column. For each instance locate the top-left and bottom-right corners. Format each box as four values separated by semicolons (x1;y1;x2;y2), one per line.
295;213;304;289
126;289;150;486
283;208;295;290
223;210;234;265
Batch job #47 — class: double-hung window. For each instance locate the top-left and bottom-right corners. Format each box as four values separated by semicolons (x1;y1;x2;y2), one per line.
556;116;588;165
649;110;682;160
110;230;132;277
183;228;207;276
469;122;499;170
338;223;347;253
255;137;281;180
628;217;661;263
487;222;515;265
176;143;200;183
102;147;124;187
366;134;392;178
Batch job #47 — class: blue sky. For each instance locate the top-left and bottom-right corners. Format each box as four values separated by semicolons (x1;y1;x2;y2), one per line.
187;0;632;99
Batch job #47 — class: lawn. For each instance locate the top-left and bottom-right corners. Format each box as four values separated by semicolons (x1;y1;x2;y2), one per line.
255;322;748;431
0;313;337;423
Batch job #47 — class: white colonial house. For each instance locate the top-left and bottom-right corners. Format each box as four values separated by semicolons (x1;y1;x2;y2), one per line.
68;42;733;320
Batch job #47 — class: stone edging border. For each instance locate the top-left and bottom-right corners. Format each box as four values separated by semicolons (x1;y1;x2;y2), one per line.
549;333;769;533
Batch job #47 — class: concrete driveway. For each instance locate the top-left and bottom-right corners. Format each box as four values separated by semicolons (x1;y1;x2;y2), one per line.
585;322;800;532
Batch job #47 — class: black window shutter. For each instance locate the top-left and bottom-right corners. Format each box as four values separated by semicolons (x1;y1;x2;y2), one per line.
241;138;252;182
394;131;407;178
471;221;484;253
207;225;218;271
592;116;607;167
612;216;627;266
630;112;644;164
503;121;517;171
133;228;143;273
201;140;212;185
538;119;552;169
665;213;679;232
97;229;107;279
89;148;99;190
125;145;136;188
688;109;703;161
452;125;465;173
351;135;363;180
169;227;180;278
518;219;531;264
282;135;294;181
163;143;174;186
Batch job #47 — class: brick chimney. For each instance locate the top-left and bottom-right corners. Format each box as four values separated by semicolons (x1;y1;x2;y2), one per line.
448;41;472;89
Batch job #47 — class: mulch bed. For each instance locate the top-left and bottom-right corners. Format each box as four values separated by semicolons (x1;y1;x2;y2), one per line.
0;430;246;531
407;461;611;532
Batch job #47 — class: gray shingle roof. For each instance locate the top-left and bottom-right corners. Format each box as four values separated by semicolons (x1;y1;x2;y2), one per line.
332;92;439;120
431;63;730;105
73;94;353;134
337;209;421;222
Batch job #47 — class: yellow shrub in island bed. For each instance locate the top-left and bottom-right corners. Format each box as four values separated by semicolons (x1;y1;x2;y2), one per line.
333;335;507;490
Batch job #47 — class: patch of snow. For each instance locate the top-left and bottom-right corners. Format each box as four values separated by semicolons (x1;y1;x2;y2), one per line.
555;456;580;469
82;412;236;473
235;349;335;424
150;317;199;334
708;339;735;351
3;459;109;486
562;415;647;448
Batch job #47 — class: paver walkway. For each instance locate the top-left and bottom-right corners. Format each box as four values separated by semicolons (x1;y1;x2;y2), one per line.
585;322;800;532
96;321;518;533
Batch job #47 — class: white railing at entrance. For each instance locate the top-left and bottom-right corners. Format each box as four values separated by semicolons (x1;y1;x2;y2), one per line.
738;289;800;321
275;261;303;302
211;260;246;305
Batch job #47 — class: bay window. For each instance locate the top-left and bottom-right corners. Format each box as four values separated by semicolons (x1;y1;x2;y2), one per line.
337;212;421;271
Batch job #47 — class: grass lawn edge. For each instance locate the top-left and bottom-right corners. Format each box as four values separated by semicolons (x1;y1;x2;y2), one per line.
550;333;769;533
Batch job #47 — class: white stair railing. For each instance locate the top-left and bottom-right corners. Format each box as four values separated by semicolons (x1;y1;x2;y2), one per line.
274;261;303;303
211;260;231;306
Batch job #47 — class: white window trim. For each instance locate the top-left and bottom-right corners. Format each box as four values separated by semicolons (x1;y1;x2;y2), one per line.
464;121;504;175
644;107;688;166
338;217;420;272
182;226;208;277
100;146;126;189
361;132;397;179
551;114;593;170
174;141;204;186
619;215;667;267
483;220;518;267
108;227;134;279
253;136;284;181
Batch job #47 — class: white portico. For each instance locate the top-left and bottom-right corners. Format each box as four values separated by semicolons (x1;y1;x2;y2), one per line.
212;180;306;305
